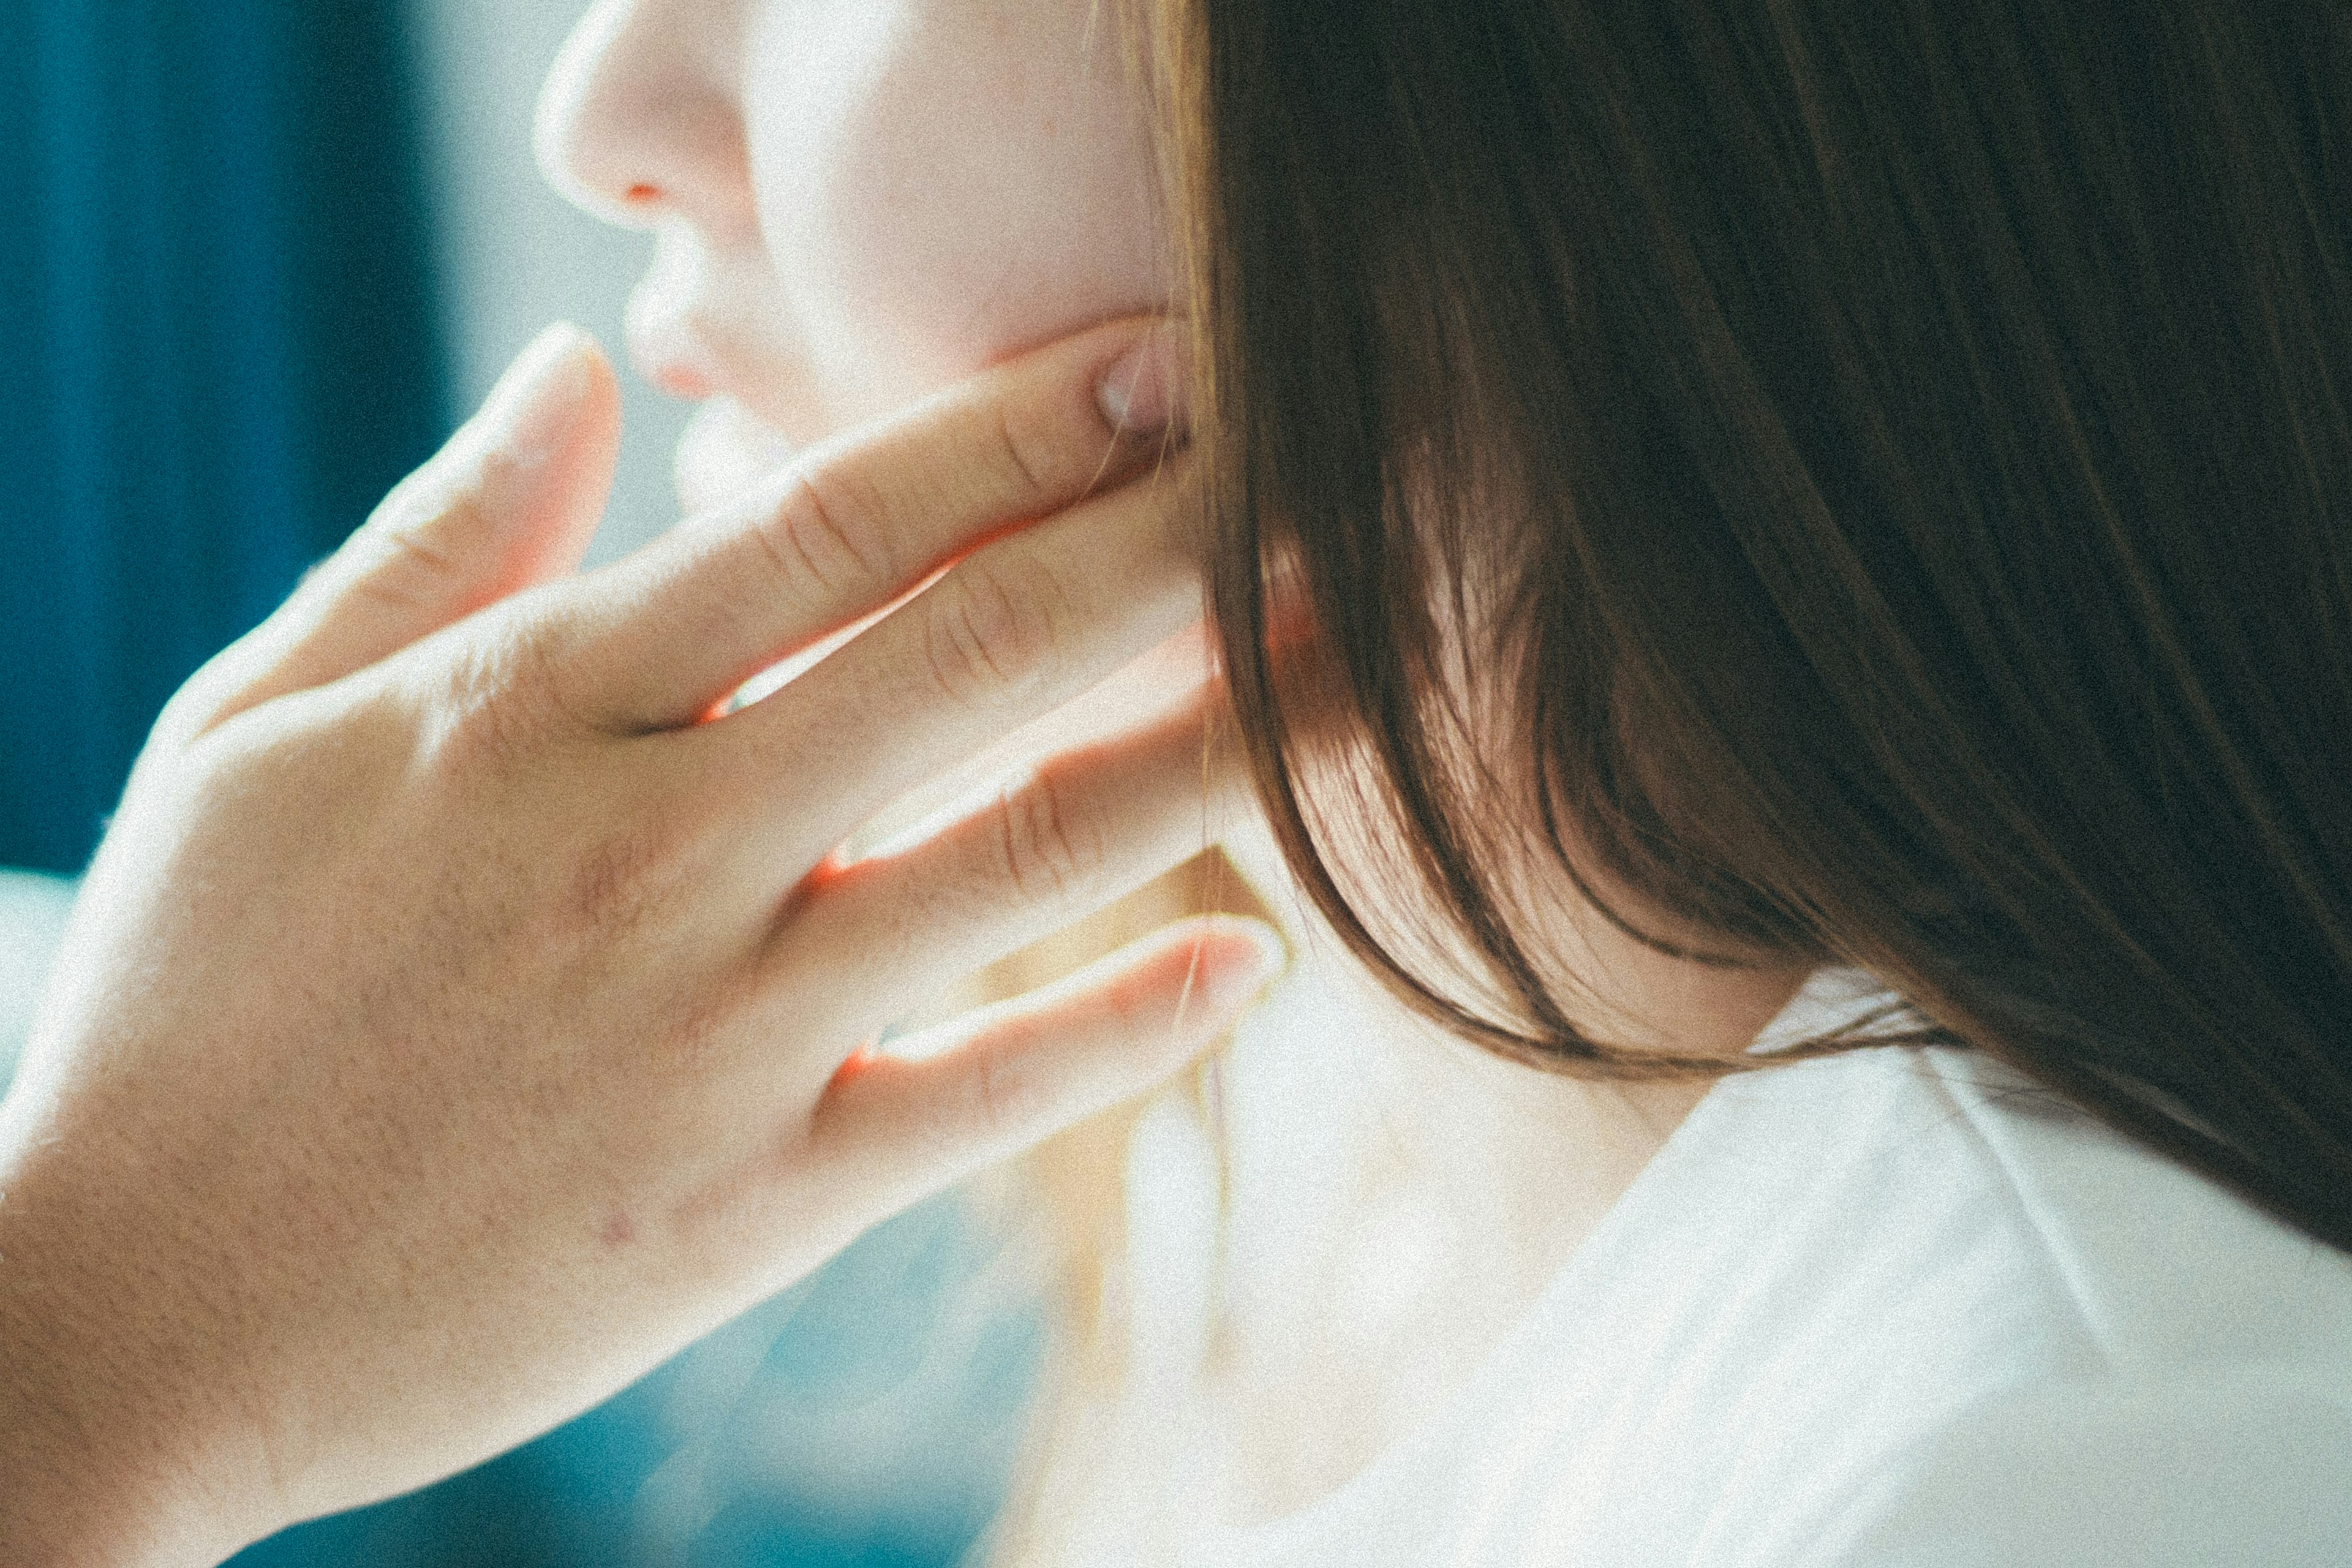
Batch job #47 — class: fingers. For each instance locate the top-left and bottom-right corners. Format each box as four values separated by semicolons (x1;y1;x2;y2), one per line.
809;916;1284;1212
692;443;1204;865
204;325;621;729
782;679;1251;1030
551;317;1183;734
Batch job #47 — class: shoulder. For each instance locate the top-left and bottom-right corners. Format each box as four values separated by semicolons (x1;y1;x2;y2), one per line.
1852;1044;2352;1371
1787;1373;2352;1567
1712;1039;2352;1422
1686;1042;2352;1566
1692;1041;2352;1365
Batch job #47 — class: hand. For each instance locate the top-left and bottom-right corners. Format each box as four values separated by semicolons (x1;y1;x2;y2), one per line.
0;320;1278;1567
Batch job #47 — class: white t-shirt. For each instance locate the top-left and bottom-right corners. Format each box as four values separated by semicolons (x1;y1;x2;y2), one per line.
1170;973;2352;1567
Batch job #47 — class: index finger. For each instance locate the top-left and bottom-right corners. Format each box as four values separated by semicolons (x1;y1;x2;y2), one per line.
551;317;1182;734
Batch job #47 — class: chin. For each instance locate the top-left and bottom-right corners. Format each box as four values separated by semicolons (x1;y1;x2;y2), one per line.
673;396;801;518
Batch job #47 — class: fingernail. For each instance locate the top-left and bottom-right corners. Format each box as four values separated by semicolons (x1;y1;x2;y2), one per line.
1098;327;1183;437
477;322;596;467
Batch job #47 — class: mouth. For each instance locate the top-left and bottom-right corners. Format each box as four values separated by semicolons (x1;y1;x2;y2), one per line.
624;231;801;513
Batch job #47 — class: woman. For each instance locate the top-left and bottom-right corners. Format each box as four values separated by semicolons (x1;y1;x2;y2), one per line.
6;0;2351;1564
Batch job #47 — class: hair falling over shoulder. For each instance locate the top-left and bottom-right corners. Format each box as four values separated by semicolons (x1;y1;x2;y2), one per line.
989;0;2352;1558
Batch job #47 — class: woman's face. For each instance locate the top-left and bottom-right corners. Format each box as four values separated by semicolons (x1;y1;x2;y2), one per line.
535;0;1172;517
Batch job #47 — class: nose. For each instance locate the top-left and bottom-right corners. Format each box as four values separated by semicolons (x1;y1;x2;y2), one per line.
534;0;755;236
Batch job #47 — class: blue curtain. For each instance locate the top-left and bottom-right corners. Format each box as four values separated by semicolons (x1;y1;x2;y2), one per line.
0;0;446;874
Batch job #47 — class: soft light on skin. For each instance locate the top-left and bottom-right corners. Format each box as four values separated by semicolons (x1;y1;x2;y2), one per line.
532;0;1805;1052
535;0;1171;514
537;0;1194;877
533;0;1814;1527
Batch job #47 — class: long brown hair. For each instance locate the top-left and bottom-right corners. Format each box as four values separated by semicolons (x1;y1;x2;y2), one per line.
1141;0;2352;1251
985;5;2352;1557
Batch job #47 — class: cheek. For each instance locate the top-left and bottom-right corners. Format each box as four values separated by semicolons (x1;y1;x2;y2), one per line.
741;4;1170;429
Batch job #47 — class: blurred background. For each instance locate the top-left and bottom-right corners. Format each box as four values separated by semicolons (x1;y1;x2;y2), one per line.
0;1;1042;1562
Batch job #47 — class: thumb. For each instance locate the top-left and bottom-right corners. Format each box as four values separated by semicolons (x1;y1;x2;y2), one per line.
206;324;622;728
810;918;1287;1212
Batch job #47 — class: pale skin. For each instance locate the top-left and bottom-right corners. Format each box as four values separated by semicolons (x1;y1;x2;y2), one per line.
0;0;1807;1561
0;320;1275;1565
562;0;1807;1533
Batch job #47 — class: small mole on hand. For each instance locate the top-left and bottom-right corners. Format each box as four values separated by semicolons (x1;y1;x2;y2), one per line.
599;1210;637;1249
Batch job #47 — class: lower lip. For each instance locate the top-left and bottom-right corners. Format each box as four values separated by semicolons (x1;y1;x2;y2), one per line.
651;362;715;401
674;397;799;517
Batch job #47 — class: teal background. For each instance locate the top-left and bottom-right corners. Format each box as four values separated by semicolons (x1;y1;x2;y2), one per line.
0;0;446;876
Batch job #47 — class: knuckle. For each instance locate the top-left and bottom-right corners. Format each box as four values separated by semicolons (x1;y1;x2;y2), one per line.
510;613;600;736
760;468;897;605
562;827;677;943
549;788;716;960
922;557;1063;707
371;478;488;589
966;1038;1041;1139
990;398;1057;500
336;524;469;633
426;616;586;773
990;771;1104;904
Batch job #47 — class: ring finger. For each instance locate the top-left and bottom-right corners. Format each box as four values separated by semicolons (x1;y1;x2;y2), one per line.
776;676;1251;1038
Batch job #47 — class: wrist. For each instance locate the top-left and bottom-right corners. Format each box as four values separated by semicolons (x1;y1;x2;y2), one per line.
0;1136;254;1568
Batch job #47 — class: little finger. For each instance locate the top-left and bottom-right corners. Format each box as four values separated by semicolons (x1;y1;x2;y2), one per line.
809;916;1285;1216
